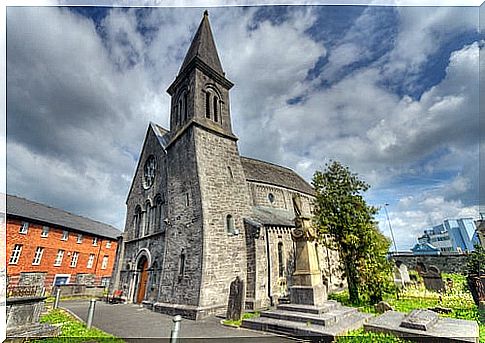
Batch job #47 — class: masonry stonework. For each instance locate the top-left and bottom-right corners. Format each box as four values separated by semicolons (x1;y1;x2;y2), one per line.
113;12;344;319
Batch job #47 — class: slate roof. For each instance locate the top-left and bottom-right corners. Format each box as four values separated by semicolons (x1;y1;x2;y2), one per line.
179;11;224;75
6;194;121;239
150;122;170;149
240;157;315;196
250;206;295;227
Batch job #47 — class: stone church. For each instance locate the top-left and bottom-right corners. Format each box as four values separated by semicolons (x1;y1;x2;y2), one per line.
112;11;344;320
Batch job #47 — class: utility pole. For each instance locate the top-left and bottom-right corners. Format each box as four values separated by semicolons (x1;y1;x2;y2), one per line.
384;203;398;254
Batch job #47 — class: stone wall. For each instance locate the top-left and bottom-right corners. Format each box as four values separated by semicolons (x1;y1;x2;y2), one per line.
248;182;313;214
390;254;468;274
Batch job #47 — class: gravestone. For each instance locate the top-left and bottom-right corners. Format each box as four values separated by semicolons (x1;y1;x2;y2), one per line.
399;264;411;284
375;301;394;313
400;309;438;331
394;266;404;288
226;276;244;321
422;266;444;292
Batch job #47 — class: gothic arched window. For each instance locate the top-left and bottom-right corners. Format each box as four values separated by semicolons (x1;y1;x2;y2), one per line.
144;200;151;236
183;92;188;122
205;91;211;118
213;96;218;122
134;205;142;238
155;194;163;232
226;214;234;234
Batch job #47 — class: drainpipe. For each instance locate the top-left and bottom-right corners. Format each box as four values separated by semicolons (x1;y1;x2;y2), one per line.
265;225;272;306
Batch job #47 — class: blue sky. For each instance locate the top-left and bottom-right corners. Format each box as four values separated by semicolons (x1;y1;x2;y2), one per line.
6;4;483;250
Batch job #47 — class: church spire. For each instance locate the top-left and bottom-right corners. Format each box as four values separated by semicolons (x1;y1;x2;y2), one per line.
179;10;224;75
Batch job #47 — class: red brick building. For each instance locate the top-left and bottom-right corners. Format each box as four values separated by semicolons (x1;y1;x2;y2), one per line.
6;194;121;291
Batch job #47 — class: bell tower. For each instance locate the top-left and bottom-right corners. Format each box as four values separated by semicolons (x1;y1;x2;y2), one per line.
167;10;236;140
158;11;252;319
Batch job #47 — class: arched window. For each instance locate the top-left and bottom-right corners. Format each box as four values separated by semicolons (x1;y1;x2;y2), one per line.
226;214;235;234
205;91;211;118
178;99;182;125
144;201;151;236
155;195;163;232
134;206;142;238
278;242;284;277
213;96;218;122
178;249;186;280
183;92;188;122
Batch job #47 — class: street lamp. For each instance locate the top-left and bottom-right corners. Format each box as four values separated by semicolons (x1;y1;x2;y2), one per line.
383;203;398;254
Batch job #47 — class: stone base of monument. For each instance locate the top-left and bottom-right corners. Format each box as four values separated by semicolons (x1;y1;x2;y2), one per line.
364;309;479;343
241;300;372;341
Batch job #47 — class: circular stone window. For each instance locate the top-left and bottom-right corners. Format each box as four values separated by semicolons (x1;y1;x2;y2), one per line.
268;193;275;204
143;155;157;189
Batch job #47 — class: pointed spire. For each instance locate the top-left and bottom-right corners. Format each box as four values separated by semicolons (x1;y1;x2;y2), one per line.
179;10;224;75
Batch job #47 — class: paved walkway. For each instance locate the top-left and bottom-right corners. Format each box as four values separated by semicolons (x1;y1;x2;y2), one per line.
61;300;298;342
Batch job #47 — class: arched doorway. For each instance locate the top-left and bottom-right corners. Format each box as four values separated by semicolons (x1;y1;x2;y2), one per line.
136;256;149;304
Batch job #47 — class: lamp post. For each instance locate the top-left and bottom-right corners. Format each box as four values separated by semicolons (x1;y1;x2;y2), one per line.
384;203;398;254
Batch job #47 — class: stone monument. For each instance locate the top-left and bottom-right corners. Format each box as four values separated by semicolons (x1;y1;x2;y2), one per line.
290;194;327;306
365;309;479;342
226;276;245;321
422;266;445;292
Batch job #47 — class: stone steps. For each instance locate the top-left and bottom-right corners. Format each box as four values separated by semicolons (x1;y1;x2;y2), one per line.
277;300;340;314
261;307;358;327
242;310;373;341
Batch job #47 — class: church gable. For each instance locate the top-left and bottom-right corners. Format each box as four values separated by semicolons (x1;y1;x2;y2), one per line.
124;123;168;239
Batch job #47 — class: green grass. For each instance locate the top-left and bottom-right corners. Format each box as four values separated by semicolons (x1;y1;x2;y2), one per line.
30;308;124;343
222;311;260;327
331;274;484;343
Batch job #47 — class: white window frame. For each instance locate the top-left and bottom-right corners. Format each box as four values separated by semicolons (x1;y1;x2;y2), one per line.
41;226;49;238
101;256;109;270
19;222;29;234
87;254;95;269
77;234;83;244
54;249;64;266
70;252;79;267
92;237;98;246
61;230;69;241
32;247;44;265
9;244;22;264
106;241;111;249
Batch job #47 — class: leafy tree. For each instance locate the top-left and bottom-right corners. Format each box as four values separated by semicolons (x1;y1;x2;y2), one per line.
466;244;485;276
312;161;393;304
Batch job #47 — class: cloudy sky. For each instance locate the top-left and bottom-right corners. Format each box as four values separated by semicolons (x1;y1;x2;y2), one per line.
6;3;483;250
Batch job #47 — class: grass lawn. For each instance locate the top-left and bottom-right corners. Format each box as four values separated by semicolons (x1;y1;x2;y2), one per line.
222;311;260;327
331;273;484;343
31;308;124;343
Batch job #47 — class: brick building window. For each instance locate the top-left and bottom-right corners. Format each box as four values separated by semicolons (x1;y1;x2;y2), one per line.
77;234;83;244
106;241;111;248
70;252;79;267
87;254;95;268
32;247;44;265
41;226;49;238
61;230;69;241
19;222;29;234
92;237;98;246
101;256;109;270
9;244;22;264
54;250;64;266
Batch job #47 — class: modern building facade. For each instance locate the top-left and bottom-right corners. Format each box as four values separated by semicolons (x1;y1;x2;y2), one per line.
111;12;344;320
416;218;480;253
6;194;121;291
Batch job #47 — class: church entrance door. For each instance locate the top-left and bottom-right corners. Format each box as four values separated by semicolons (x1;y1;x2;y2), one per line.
136;257;149;304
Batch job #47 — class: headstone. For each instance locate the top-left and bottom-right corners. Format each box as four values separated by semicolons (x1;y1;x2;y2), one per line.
400;309;439;331
399;264;411;284
422;266;444;292
226;276;244;321
393;266;404;288
375;301;394;313
416;262;427;275
428;306;452;314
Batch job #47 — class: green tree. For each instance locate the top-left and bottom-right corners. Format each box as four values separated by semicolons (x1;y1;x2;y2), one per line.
466;244;485;276
312;161;393;304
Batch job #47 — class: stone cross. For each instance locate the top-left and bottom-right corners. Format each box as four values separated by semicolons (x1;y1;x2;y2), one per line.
226;276;245;321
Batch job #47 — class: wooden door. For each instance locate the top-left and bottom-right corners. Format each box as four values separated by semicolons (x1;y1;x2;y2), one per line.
136;258;148;304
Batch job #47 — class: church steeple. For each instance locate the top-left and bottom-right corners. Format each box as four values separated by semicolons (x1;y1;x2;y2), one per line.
179;10;224;76
167;11;235;140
